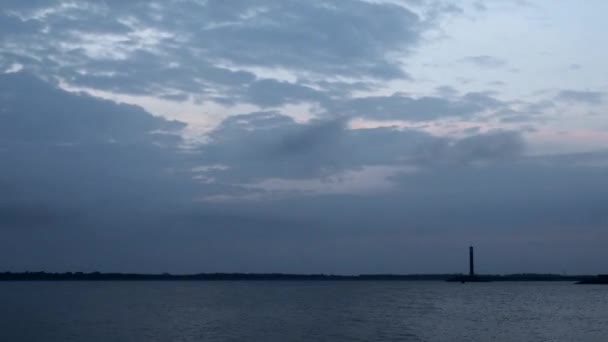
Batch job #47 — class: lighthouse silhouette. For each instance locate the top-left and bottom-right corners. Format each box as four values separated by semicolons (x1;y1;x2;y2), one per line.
446;245;489;282
469;246;475;277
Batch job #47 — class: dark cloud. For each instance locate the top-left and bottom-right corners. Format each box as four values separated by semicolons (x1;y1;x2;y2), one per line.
0;13;43;38
313;80;374;98
488;80;506;87
240;79;330;107
200;112;346;181
473;1;488;12
0;204;77;228
2;2;608;274
435;85;459;97
448;131;525;163
163;154;608;274
555;90;605;105
0;0;428;103
0;72;183;144
1;74;607;273
192;0;420;78
460;55;507;68
195;111;525;188
0;0;479;114
330;92;505;121
0;72;193;220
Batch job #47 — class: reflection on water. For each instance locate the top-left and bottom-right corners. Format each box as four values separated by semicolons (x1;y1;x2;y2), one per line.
1;281;606;342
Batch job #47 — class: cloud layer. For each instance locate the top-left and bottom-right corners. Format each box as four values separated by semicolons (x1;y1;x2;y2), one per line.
1;0;608;274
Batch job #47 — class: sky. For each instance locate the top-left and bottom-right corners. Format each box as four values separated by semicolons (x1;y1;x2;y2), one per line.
1;0;607;275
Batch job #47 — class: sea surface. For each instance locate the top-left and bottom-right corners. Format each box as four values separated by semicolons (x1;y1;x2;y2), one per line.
0;281;606;341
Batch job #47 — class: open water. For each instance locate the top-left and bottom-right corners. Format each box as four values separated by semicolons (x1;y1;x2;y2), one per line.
0;281;606;341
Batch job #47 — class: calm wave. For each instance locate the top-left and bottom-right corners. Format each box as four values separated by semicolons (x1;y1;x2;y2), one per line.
1;281;606;341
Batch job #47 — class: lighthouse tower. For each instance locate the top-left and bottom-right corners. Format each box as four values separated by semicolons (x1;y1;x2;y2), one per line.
469;246;475;277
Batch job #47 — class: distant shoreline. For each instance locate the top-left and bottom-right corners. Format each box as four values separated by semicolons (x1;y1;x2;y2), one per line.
0;272;597;282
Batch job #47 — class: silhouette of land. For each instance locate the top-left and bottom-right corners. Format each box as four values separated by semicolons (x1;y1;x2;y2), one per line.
576;274;608;284
0;272;596;282
445;274;492;283
3;247;599;283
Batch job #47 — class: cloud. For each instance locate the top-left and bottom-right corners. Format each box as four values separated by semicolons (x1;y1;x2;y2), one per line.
239;79;330;107
473;1;488;12
0;73;607;273
447;130;525;163
193;0;421;78
460;55;507;68
0;204;77;228
0;72;184;144
0;72;193;219
330;91;505;121
2;1;608;274
194;111;526;195
555;90;605;105
0;0;430;104
183;151;608;273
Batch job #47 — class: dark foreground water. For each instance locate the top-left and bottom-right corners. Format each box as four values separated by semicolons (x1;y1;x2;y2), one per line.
0;281;606;341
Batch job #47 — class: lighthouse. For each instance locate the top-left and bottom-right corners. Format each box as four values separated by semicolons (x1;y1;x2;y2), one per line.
469;246;475;277
446;245;489;282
